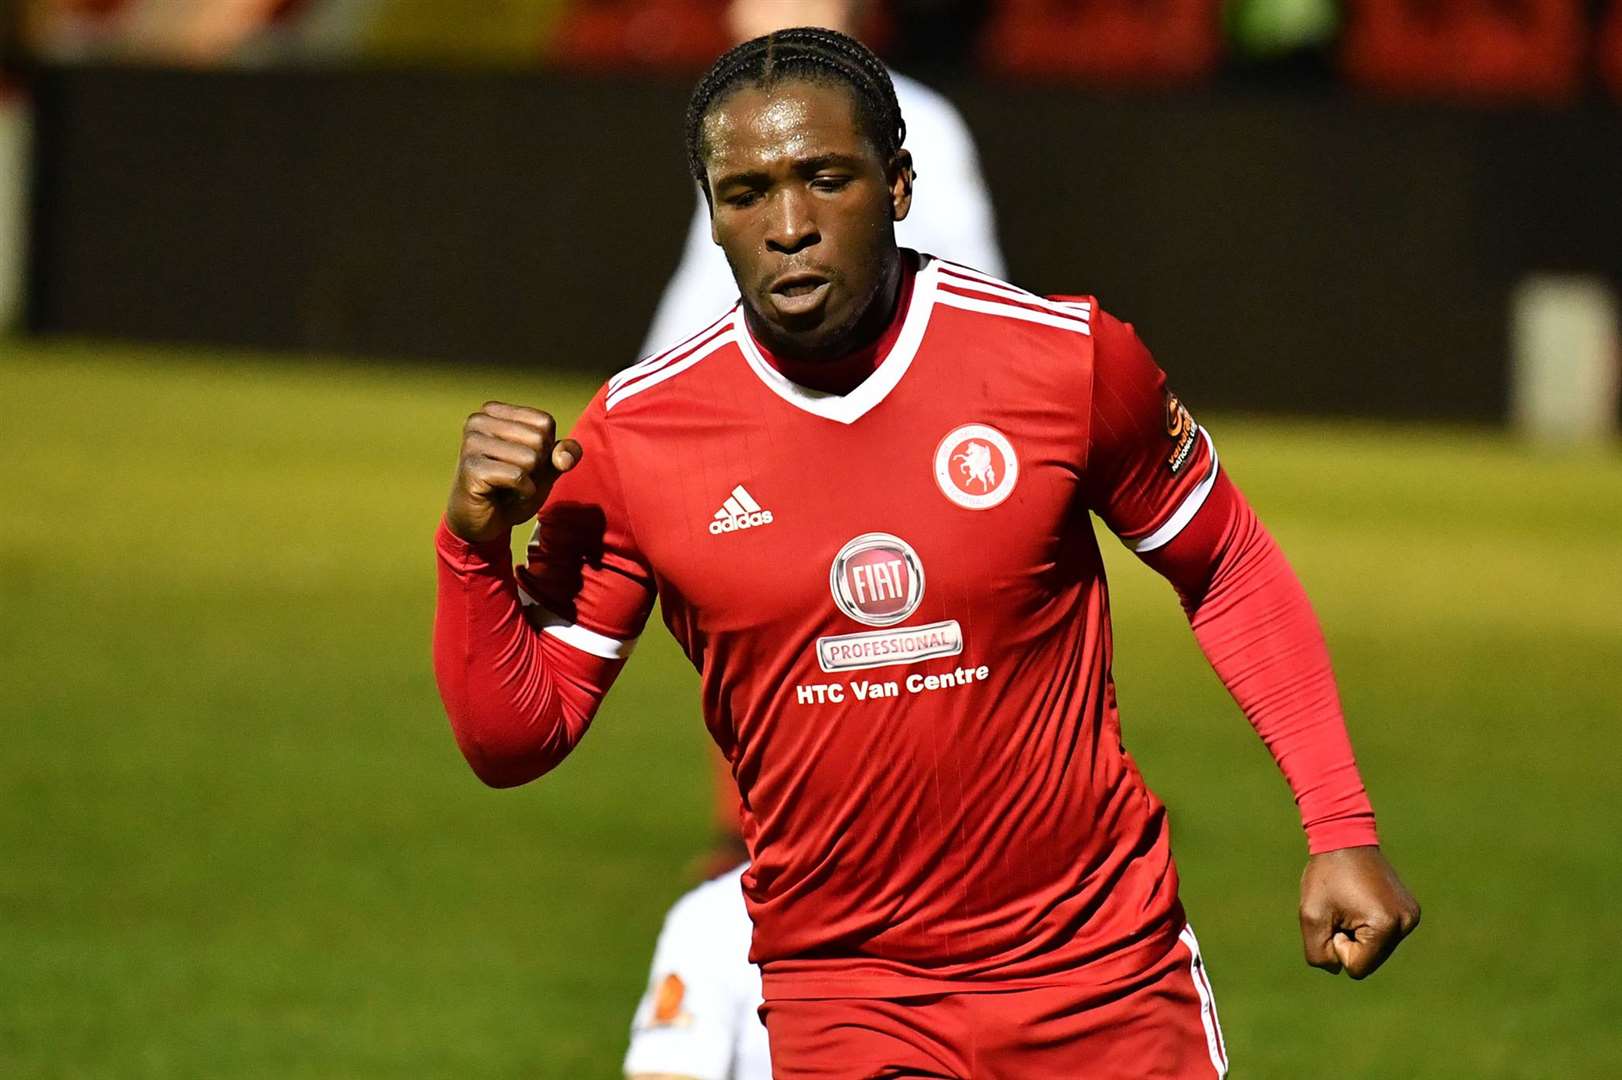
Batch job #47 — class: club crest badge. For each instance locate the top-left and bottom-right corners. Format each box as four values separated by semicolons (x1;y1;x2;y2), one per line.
934;424;1018;509
829;533;925;627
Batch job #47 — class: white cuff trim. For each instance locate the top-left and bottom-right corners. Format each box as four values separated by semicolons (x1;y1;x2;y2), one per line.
1127;428;1220;554
516;585;638;659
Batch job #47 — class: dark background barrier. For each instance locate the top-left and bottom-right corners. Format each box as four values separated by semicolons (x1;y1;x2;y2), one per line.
26;65;1622;420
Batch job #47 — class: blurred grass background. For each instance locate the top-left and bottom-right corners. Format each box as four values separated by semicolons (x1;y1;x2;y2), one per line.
2;341;1619;1078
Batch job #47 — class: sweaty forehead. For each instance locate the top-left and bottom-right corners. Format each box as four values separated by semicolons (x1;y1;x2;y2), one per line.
701;79;871;171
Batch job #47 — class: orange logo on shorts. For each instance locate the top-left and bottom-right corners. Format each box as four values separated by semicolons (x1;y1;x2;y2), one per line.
652;973;687;1025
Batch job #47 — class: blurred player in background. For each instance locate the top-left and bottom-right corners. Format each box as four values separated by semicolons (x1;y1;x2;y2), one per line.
641;0;1003;356
24;0;296;63
624;862;768;1080
434;26;1420;1077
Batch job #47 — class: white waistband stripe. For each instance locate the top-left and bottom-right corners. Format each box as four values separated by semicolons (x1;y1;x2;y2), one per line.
1179;924;1229;1077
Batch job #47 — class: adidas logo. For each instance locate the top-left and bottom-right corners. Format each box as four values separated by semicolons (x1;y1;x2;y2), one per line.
709;485;774;535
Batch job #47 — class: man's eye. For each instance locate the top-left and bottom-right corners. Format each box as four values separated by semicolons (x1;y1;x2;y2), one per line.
726;191;762;208
812;176;851;192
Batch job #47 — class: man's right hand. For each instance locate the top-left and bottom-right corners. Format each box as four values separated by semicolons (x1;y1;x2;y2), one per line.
445;402;582;545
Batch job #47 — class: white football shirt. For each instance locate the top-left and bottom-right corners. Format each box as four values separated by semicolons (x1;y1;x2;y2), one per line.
639;70;1005;356
624;864;770;1080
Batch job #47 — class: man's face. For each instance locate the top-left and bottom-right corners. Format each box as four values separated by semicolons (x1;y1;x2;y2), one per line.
700;78;911;359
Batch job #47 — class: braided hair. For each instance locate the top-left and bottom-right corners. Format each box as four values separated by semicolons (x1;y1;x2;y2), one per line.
685;26;907;195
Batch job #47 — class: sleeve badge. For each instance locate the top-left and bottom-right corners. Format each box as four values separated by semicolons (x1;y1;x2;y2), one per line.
1164;391;1200;475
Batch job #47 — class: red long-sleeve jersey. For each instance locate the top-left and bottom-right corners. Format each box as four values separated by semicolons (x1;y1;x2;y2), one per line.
433;254;1377;1001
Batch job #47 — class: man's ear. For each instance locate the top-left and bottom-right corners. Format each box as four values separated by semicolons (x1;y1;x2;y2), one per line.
889;149;914;224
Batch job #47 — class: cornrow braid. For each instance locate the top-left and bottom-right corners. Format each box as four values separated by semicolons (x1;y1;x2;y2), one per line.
685;26;907;194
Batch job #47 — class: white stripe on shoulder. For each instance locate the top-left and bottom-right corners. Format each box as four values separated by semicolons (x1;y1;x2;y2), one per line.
516;584;638;659
1127;427;1219;553
935;288;1093;335
938;274;1092;324
606;327;739;411
935;259;1033;293
937;260;1094;322
609;306;737;392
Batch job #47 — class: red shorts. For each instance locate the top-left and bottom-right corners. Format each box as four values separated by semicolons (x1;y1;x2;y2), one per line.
760;925;1228;1079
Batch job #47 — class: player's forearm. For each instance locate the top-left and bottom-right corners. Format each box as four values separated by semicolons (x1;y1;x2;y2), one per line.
1188;524;1379;853
433;520;616;787
1143;474;1379;853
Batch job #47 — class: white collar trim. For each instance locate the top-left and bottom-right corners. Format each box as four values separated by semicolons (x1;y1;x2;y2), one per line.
734;256;940;425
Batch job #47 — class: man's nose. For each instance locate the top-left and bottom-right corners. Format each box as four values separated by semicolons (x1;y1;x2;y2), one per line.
765;189;819;254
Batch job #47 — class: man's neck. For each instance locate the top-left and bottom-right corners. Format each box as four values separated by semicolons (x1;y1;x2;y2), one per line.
750;252;915;396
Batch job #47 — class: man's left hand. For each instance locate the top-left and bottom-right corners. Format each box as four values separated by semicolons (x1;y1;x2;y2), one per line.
1299;845;1420;979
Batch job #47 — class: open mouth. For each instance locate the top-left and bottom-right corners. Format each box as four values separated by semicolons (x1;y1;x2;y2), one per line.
768;273;831;318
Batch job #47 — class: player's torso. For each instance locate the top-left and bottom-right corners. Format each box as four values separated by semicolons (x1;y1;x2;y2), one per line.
609;264;1167;979
611;264;1098;733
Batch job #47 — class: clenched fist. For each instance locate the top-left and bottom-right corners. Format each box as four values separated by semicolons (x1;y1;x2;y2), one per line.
1299;845;1421;979
445;402;582;545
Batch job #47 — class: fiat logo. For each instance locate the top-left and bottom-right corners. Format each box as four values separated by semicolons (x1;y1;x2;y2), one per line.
829;533;925;627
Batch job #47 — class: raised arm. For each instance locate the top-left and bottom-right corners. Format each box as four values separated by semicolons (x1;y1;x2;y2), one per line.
434;398;653;787
1080;306;1420;978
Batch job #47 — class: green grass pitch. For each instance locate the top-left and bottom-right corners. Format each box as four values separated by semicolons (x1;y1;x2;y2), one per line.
2;340;1619;1078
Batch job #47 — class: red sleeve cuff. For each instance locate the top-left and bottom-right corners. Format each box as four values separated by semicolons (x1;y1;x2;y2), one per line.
1305;815;1381;856
435;518;515;574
